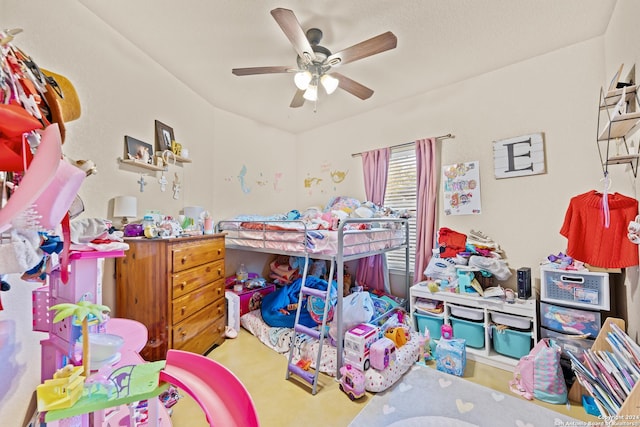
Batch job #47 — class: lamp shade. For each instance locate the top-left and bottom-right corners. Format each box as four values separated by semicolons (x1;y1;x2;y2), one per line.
113;196;137;219
321;74;339;94
294;71;312;90
303;84;318;101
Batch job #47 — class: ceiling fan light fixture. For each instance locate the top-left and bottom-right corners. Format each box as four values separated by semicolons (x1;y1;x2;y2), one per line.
303;83;318;101
294;71;312;90
320;74;339;95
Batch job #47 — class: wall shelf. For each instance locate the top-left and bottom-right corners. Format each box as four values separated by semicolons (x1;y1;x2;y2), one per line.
155;151;192;164
118;158;166;172
596;65;639;177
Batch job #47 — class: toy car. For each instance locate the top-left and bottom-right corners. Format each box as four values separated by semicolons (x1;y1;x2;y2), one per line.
339;364;366;400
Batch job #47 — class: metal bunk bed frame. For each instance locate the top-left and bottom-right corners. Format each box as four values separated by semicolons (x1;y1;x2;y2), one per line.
217;217;410;378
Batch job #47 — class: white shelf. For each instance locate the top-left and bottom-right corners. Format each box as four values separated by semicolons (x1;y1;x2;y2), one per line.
409;284;538;372
600;84;638;108
155;151;192;164
119;158;166;171
597;111;640;141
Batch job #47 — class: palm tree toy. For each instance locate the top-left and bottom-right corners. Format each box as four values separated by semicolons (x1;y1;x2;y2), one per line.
49;301;111;379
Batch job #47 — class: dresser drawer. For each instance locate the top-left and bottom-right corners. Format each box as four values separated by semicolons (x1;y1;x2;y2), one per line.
172;305;226;352
172;259;224;299
172;238;225;272
172;281;225;323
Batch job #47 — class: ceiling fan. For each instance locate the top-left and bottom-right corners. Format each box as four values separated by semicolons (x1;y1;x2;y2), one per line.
232;8;397;108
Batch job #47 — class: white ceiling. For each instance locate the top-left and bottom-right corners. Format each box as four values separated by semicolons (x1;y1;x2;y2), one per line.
79;0;617;134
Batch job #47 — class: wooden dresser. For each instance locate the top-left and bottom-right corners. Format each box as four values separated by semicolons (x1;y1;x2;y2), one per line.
115;234;226;361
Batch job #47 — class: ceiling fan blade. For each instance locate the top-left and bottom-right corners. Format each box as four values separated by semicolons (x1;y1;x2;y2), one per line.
270;8;316;64
290;89;305;108
331;72;374;100
326;31;397;67
232;66;296;76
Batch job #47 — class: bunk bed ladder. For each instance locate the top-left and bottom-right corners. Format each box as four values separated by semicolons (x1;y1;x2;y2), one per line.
286;256;334;395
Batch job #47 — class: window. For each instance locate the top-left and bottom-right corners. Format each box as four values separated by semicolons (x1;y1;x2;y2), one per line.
384;146;416;272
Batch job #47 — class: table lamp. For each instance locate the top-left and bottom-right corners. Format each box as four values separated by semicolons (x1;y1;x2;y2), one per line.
113;196;137;227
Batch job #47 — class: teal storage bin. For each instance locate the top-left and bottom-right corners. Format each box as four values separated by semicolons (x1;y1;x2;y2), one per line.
450;316;485;348
414;312;444;339
491;325;532;359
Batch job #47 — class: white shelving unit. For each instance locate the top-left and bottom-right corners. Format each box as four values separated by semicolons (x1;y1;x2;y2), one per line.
597;65;640;177
409;284;538;371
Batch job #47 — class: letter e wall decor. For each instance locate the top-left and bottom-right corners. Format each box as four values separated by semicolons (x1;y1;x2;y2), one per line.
493;132;546;179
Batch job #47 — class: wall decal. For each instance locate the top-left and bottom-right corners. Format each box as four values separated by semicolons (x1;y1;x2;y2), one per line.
304;176;323;188
255;172;268;187
238;165;251;193
273;172;283;192
137;174;147;193
330;170;348;183
442;161;481;216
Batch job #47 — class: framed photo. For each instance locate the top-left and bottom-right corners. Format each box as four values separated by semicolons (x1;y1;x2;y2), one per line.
125;135;153;165
155;120;174;152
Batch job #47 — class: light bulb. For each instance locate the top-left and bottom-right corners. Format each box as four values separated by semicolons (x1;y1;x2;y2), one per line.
294;71;312;90
321;74;339;94
303;84;318;101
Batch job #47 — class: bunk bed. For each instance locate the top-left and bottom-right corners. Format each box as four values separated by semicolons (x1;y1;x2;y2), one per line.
217;215;418;391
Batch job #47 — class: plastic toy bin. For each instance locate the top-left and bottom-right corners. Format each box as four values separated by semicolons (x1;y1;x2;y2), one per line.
414;312;444;339
540;267;609;310
491;325;532;359
450;316;485;348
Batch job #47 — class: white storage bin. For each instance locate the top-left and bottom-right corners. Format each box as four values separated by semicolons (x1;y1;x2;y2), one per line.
540;267;610;310
449;304;484;321
490;311;532;330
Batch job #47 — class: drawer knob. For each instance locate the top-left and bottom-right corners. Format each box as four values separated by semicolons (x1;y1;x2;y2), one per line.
181;256;188;264
181;331;187;337
181;306;186;315
180;282;186;290
206;266;212;273
217;249;221;255
217;268;222;275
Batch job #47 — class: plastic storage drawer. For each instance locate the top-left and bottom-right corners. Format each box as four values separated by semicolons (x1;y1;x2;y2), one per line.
490;311;532;330
491;325;532;359
540;302;601;338
449;304;484;321
414;311;444;339
540;267;609;310
450;316;485;348
540;327;595;358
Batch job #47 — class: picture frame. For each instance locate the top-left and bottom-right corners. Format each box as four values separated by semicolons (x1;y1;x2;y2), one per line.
155;120;175;152
125;135;154;165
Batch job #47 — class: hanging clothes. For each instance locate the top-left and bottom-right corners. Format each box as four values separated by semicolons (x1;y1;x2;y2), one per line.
560;190;639;268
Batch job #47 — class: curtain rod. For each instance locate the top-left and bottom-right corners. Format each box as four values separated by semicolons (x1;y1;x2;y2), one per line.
350;133;455;157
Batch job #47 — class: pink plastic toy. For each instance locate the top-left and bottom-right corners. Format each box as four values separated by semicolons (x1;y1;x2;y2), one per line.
159;349;259;427
339;364;366;400
441;324;453;340
369;337;396;370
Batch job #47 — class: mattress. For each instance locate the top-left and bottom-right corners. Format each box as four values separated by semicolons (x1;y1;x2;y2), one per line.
223;227;405;255
240;309;420;392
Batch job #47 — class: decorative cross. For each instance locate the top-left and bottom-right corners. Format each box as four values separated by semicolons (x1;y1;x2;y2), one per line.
137;174;147;193
158;173;168;192
172;172;181;200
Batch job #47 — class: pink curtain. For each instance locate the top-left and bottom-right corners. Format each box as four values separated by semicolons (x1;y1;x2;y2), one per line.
414;138;438;284
356;148;390;292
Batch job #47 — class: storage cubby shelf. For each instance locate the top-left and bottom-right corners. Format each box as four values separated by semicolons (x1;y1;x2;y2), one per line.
409;284;538;372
